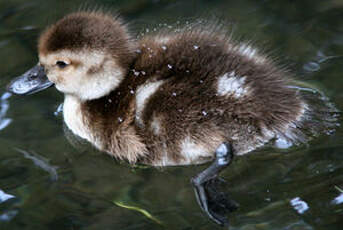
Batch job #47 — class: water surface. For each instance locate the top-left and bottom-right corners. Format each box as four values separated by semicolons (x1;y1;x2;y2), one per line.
0;0;342;229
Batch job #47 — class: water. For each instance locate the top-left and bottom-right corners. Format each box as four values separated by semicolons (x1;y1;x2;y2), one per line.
0;0;343;229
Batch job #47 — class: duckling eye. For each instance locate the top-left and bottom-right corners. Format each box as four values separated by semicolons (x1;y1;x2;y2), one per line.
56;61;68;69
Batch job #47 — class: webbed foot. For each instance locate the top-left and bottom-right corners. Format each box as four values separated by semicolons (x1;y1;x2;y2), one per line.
191;143;238;226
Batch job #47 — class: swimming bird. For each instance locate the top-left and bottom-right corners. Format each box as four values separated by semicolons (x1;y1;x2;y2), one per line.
7;10;340;225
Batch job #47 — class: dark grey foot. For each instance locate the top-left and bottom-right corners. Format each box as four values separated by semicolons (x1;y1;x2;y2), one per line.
191;142;238;226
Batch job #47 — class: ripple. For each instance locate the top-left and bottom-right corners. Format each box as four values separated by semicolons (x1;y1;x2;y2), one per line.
0;92;12;131
303;61;320;72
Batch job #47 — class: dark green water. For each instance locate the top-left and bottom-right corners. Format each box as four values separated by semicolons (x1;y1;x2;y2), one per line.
0;0;343;229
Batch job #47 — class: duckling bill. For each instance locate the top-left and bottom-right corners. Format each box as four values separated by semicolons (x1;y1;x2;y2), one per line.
7;65;53;95
7;11;340;225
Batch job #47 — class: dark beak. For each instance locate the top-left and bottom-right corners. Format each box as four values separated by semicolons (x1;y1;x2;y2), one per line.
7;65;54;95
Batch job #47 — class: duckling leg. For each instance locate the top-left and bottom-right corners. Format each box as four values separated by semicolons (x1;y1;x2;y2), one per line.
191;142;236;226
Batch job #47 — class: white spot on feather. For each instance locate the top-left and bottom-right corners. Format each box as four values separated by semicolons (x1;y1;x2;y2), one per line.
150;116;162;135
135;80;165;126
217;72;249;98
155;36;171;44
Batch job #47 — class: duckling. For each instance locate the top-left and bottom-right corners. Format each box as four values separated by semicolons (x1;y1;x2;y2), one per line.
7;11;339;225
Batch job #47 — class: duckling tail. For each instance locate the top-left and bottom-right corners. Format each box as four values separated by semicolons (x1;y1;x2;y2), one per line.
284;83;340;145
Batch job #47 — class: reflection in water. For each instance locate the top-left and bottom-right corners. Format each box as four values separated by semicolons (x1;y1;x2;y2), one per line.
274;134;293;149
332;186;343;205
332;193;343;205
15;148;58;181
0;92;12;130
0;189;15;203
195;178;238;225
290;197;309;214
0;189;16;222
0;210;18;222
54;103;63;116
0;92;18;224
303;50;343;73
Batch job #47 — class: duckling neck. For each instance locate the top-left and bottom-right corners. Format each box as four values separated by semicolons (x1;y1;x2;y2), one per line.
63;93;148;163
63;91;130;140
63;95;96;145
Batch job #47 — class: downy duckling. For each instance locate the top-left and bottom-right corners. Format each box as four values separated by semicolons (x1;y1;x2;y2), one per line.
7;11;340;225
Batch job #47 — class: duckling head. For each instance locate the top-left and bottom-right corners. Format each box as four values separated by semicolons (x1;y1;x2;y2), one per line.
8;11;135;100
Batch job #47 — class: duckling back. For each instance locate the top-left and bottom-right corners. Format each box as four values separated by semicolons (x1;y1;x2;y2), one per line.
78;21;339;166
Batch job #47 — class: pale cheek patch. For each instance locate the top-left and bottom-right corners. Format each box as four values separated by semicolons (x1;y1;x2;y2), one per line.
135;80;165;127
40;50;124;100
217;72;249;98
78;64;123;100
